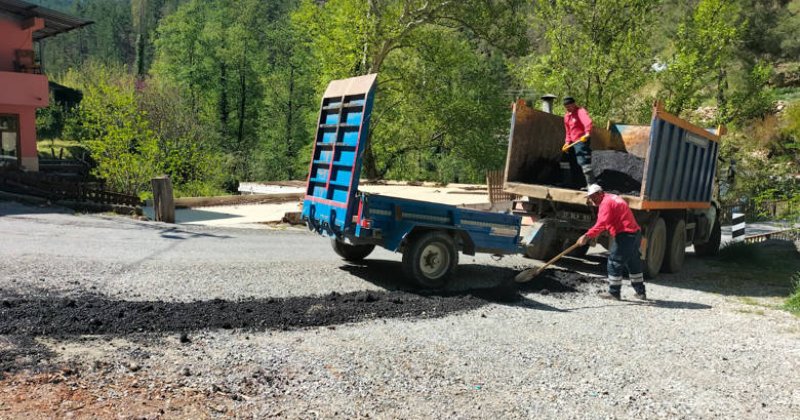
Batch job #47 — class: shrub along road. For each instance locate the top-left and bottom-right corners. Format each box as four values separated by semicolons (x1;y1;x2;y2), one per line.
0;201;798;418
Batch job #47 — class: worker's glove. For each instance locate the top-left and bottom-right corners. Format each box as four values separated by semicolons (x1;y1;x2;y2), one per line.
579;134;590;143
561;142;570;152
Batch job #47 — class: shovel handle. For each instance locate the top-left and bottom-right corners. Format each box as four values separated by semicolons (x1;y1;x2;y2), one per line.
515;242;583;283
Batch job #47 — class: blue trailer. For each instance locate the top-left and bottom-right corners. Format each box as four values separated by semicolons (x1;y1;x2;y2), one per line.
301;74;523;287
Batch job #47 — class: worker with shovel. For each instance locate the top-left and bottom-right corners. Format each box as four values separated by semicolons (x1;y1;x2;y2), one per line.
577;184;647;300
562;97;596;187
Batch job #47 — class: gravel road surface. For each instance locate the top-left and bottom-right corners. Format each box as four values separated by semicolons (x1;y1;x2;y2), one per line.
1;201;799;419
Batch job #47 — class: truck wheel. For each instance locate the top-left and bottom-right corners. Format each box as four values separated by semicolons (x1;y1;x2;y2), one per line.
525;242;558;260
644;218;666;279
662;219;686;273
568;244;590;257
694;216;721;257
331;239;375;262
402;231;458;288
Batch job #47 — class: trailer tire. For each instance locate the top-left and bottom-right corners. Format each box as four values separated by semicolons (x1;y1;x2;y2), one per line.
331;239;375;262
402;231;458;289
662;219;686;273
644;218;666;279
694;216;721;257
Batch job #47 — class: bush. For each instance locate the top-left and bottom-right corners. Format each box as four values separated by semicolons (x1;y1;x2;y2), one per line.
63;63;158;197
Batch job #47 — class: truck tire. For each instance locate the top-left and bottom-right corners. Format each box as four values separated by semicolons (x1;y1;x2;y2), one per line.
662;219;686;273
523;219;562;261
331;239;375;262
402;231;458;288
644;218;666;279
525;242;558;260
568;244;590;257
694;217;721;257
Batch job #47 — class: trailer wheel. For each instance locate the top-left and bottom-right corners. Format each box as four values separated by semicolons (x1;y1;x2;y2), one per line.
644;218;666;279
402;232;458;288
331;239;375;262
694;216;721;257
662;219;686;273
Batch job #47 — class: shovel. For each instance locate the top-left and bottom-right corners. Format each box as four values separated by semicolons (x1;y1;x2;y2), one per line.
561;135;589;152
515;242;583;283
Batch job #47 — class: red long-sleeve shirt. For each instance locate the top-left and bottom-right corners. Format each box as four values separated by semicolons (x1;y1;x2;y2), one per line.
564;107;593;144
586;193;640;238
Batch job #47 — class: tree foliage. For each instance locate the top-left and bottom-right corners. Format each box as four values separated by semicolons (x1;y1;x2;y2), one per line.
517;0;661;121
28;0;800;200
62;64;157;197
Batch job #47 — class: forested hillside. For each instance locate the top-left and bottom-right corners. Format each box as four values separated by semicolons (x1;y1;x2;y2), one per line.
31;0;800;213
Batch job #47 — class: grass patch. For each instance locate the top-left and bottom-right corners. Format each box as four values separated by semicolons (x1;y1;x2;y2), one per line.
786;272;800;316
775;87;800;102
717;241;766;265
735;308;766;316
36;139;89;160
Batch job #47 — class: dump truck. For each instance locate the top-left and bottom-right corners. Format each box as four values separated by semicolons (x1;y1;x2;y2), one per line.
504;98;724;277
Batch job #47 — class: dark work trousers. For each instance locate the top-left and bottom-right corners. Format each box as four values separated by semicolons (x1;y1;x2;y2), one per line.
567;140;593;187
607;231;645;295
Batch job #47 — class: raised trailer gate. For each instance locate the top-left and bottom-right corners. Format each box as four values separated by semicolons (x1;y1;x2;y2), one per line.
302;75;523;288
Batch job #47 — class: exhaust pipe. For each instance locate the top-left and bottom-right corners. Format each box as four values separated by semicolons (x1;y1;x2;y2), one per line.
540;94;556;113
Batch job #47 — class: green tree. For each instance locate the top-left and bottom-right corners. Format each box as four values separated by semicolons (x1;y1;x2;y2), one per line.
62;63;158;197
517;0;661;121
659;0;744;120
293;0;527;180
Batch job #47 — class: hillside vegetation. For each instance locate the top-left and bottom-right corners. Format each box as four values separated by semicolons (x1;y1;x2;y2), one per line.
31;0;800;210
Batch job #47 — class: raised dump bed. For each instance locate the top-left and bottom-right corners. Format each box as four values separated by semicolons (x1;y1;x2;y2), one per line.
503;100;724;277
504;100;722;210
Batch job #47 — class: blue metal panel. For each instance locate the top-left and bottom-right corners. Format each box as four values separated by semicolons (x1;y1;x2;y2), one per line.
362;194;521;254
643;115;719;204
302;74;378;237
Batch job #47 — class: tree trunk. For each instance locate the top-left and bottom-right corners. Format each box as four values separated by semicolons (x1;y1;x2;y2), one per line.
286;64;295;179
219;62;229;138
362;140;378;180
237;55;247;176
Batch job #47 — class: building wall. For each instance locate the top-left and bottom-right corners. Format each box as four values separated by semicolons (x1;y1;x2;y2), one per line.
0;18;34;72
0;105;38;171
0;16;46;172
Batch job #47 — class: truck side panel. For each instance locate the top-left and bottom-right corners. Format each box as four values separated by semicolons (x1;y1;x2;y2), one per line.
363;194;521;255
642;112;720;205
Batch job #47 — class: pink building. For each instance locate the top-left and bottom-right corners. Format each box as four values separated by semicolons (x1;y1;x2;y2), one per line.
0;0;91;171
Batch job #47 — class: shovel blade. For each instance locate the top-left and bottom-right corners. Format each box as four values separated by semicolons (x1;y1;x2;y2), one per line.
515;266;542;283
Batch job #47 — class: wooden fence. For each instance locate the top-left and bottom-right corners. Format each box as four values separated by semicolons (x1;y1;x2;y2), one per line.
743;228;800;244
0;168;141;207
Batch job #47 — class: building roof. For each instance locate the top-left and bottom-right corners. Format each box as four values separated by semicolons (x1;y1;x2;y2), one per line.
0;0;93;41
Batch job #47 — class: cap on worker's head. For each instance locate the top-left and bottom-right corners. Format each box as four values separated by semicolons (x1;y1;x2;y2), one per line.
587;184;603;196
563;96;576;106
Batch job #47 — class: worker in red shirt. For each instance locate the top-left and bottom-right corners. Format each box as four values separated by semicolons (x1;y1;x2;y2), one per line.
577;184;647;300
563;97;596;187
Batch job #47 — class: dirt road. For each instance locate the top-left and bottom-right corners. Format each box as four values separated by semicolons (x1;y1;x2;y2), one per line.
1;201;799;419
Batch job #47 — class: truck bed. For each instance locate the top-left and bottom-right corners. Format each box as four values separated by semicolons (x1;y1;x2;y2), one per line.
504;101;722;211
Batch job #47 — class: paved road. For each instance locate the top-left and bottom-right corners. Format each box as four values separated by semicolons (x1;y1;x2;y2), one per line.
0;201;522;302
2;200;799;419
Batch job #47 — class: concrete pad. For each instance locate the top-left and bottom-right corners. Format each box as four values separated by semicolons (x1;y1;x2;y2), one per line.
143;183;490;229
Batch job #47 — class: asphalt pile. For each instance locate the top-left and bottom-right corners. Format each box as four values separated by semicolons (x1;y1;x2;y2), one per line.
0;269;600;338
592;150;645;195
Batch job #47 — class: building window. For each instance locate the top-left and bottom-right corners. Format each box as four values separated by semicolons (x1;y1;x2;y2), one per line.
0;115;20;167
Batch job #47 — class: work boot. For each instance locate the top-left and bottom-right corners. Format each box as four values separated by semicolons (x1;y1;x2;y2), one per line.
581;165;596;188
631;280;647;300
598;291;621;300
599;284;621;300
